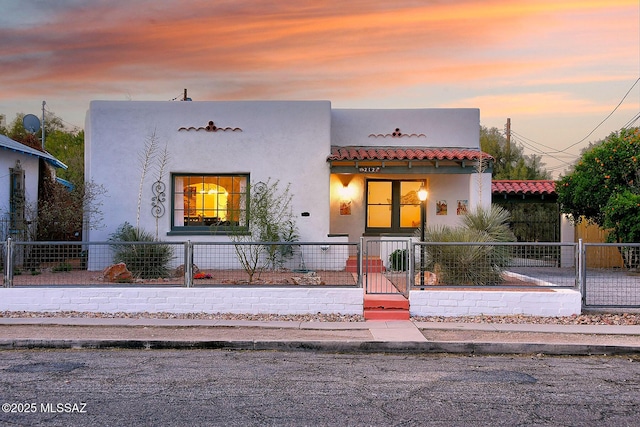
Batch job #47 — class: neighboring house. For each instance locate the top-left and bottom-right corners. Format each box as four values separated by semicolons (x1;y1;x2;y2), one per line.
84;101;493;248
492;179;560;242
0;133;66;241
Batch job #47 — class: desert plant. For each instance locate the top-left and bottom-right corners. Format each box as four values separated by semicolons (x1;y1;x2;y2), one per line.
389;249;409;271
418;205;515;285
225;179;299;283
109;222;174;279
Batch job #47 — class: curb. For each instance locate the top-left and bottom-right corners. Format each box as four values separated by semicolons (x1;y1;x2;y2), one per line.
1;339;639;355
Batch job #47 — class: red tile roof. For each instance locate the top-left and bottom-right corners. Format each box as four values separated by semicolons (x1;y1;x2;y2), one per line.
328;146;493;162
492;180;556;196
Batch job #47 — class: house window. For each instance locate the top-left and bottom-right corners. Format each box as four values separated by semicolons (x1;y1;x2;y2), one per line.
366;180;423;234
172;174;248;232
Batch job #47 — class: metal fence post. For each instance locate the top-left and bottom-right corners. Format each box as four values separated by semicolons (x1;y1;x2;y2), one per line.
409;240;415;289
5;237;13;288
357;237;363;288
577;239;585;304
184;240;193;288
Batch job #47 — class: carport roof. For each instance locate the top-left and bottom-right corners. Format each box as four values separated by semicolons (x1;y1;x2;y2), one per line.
492;180;556;196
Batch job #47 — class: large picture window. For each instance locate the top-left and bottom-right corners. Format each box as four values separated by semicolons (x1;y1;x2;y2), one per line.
366;180;423;234
172;174;248;232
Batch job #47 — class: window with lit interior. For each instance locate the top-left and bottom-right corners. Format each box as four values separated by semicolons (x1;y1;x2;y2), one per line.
366;180;423;234
172;174;248;232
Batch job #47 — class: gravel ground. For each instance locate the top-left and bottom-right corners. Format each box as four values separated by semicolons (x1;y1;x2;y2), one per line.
1;310;640;325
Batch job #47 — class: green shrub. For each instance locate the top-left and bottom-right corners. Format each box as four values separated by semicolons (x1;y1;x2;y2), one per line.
109;222;174;279
52;263;72;273
389;249;409;271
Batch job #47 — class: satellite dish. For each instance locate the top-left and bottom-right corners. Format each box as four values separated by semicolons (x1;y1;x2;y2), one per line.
23;114;41;133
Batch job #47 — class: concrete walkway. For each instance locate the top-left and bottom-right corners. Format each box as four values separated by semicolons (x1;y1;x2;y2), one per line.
0;317;638;355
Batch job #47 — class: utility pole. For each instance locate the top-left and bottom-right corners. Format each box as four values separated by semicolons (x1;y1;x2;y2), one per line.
505;118;511;171
41;101;46;150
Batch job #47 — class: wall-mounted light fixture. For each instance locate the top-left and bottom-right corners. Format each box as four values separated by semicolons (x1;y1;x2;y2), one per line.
339;184;351;200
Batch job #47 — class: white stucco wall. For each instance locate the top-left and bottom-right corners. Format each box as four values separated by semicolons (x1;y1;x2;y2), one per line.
331;108;480;147
86;102;488;251
85;100;332;243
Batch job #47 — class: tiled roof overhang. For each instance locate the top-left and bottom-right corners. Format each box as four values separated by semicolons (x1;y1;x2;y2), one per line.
492;180;557;201
327;146;494;174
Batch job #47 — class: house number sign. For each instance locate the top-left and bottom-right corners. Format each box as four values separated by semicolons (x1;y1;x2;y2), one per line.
358;167;381;173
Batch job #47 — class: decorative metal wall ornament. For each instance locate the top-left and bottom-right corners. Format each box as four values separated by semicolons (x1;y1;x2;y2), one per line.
369;128;426;138
178;120;242;132
151;180;166;218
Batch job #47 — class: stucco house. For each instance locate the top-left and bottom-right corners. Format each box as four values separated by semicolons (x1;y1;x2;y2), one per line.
85;101;492;249
0;133;66;241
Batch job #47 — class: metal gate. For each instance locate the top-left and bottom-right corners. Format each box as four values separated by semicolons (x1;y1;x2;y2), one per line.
362;239;411;297
582;243;640;308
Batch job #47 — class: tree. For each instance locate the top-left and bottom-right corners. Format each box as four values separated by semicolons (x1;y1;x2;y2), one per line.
1;113;81;182
34;177;106;241
480;126;550;180
225;179;299;283
43;128;85;186
557;127;640;269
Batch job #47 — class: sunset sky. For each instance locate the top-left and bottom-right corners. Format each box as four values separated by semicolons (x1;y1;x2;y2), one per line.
1;0;638;177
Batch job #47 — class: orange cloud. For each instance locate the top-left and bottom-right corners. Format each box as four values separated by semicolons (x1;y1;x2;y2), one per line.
453;91;638;118
0;0;637;105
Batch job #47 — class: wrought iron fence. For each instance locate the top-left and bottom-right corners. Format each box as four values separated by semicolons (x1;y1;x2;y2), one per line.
410;241;578;288
189;242;358;286
2;239;359;288
3;237;640;309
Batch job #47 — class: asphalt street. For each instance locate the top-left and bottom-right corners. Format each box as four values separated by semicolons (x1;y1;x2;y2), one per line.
1;349;639;426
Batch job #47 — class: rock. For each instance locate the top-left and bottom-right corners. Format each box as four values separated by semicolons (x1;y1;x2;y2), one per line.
174;264;200;277
291;271;324;285
102;263;133;283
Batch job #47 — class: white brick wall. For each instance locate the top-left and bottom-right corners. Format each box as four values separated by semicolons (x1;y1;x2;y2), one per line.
0;287;364;315
409;288;581;317
0;287;582;317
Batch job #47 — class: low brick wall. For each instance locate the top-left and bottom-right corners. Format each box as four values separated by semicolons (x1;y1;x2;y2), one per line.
0;286;582;317
409;288;581;317
0;287;364;316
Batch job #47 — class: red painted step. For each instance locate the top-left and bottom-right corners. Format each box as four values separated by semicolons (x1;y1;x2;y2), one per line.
364;294;409;310
345;256;385;273
364;309;410;321
363;294;410;320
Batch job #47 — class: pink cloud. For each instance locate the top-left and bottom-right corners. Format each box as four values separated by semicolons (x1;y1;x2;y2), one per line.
0;0;637;109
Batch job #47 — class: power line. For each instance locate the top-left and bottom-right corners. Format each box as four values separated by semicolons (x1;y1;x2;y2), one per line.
510;130;564;154
43;105;81;131
622;111;640;129
511;133;573;168
559;77;640;153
